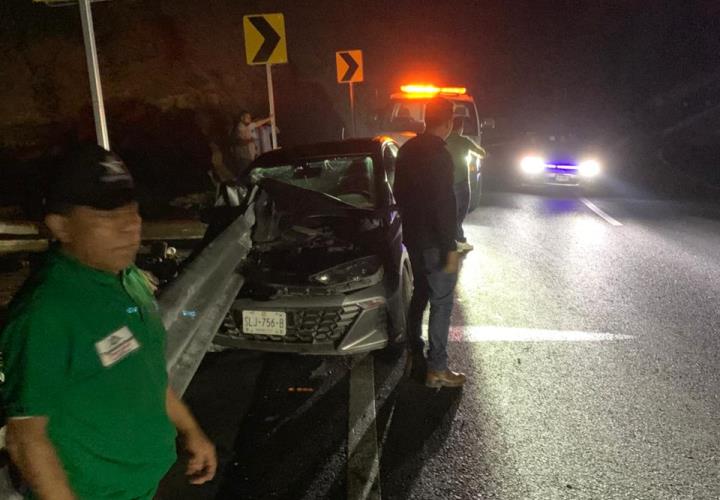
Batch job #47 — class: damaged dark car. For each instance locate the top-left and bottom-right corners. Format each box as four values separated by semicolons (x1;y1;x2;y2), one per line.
213;137;413;355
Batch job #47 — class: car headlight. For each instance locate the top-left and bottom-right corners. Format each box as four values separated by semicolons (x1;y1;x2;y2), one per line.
520;156;545;174
310;256;383;286
578;159;601;177
466;151;482;171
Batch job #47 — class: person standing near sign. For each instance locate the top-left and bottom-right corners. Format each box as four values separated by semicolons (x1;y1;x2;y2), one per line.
393;97;466;388
0;145;217;499
445;117;486;252
232;111;272;177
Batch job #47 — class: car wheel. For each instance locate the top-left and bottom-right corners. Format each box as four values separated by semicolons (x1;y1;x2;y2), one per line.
399;266;413;336
469;176;482;211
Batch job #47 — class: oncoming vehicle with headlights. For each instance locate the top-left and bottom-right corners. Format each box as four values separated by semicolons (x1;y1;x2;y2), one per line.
212;137;412;355
518;132;602;189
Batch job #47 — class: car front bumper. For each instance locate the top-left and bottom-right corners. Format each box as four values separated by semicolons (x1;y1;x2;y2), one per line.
213;281;391;355
522;165;597;187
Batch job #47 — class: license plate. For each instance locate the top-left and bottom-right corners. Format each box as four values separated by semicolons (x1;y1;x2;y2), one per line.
555;174;571;182
242;311;287;336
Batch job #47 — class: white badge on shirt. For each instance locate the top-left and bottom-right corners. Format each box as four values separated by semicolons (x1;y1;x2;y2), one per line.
95;326;141;367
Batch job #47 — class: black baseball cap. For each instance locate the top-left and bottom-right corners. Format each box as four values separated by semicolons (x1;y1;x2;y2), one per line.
45;144;137;214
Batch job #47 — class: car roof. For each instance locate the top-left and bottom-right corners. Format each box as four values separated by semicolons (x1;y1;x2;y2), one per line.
252;136;396;167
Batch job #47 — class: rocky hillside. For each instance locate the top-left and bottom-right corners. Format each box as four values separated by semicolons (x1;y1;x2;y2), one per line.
1;0;718;208
0;0;348;212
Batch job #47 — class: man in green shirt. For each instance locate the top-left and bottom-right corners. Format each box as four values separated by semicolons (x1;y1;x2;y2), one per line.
0;145;216;499
445;117;486;253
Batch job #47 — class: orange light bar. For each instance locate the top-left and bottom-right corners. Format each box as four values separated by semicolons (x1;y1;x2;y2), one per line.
401;84;440;94
439;86;467;95
400;84;467;96
401;93;438;100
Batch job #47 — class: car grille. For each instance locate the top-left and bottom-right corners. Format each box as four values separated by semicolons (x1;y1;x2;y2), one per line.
227;305;363;344
545;166;578;174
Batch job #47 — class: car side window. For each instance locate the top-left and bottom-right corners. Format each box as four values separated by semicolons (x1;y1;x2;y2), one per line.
453;103;479;136
383;144;398;187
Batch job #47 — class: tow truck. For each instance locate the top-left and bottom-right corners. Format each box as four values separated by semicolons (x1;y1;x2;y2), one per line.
375;84;492;208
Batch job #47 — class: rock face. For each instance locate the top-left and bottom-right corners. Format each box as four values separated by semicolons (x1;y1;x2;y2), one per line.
1;1;270;143
1;0;718;207
0;0;346;209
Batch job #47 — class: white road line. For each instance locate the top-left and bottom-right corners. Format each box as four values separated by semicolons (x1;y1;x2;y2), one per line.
347;355;381;500
305;353;405;500
450;325;633;342
580;197;623;226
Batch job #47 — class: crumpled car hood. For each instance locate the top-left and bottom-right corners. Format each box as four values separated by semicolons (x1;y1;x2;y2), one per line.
238;180;383;297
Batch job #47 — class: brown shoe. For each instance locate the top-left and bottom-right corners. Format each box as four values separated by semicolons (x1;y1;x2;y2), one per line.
425;369;466;388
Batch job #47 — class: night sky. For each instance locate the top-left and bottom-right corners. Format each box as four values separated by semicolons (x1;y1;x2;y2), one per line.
0;0;718;202
2;1;718;132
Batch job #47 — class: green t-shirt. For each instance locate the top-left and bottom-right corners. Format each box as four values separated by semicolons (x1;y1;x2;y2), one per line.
0;249;177;499
445;132;486;185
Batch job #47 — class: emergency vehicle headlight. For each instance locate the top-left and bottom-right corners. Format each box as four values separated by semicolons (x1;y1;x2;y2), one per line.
520;156;545;174
578;159;601;177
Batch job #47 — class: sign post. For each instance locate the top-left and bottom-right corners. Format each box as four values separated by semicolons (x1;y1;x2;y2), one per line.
78;0;109;149
336;50;364;137
243;14;288;150
35;0;110;149
348;80;355;137
265;64;277;149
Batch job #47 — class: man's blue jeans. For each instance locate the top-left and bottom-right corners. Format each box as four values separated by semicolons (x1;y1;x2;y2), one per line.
407;247;458;371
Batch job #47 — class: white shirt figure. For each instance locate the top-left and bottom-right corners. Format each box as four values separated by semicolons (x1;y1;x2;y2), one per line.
234;113;272;162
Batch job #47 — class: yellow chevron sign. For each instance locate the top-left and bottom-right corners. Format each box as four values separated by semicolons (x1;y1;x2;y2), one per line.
336;50;363;83
243;13;288;65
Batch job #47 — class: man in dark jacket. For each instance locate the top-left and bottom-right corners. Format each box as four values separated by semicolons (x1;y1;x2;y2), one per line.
394;97;466;388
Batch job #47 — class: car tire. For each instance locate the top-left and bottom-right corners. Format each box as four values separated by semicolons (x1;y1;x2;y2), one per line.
469;175;482;211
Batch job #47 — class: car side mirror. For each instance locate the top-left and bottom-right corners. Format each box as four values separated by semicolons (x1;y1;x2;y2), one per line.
481;118;496;130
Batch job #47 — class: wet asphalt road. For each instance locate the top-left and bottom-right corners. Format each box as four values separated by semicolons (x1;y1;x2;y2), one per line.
159;190;720;500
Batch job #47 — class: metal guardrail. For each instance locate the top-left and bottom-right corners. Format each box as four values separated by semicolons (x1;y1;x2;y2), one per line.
161;207;254;396
0;221;208;255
